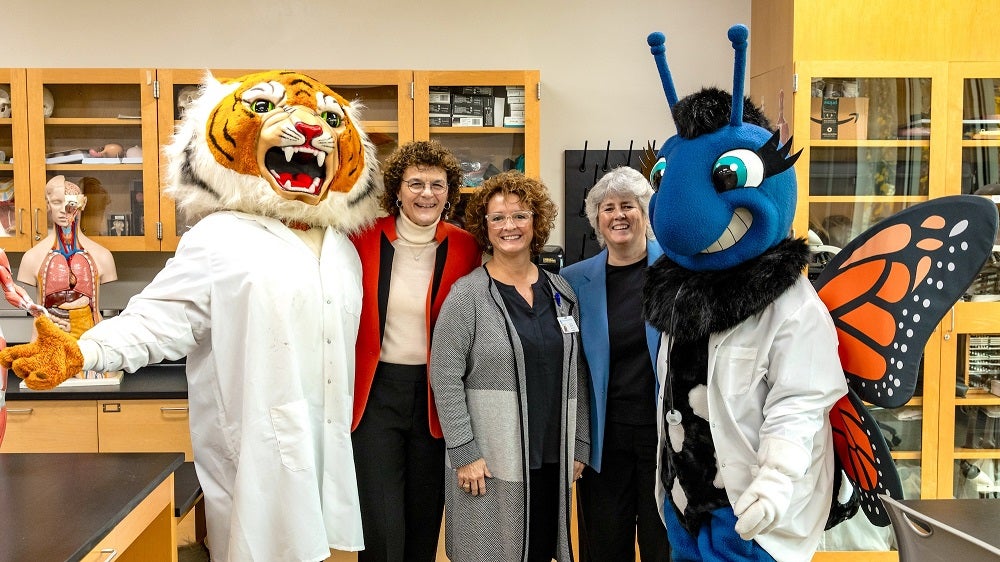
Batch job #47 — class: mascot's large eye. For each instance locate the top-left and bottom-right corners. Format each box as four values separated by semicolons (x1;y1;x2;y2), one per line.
712;149;765;192
251;99;276;114
322;111;342;128
648;157;666;192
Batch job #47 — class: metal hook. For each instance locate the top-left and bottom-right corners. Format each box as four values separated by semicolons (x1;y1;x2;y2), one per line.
579;163;600;218
578;140;588;172
625;140;634;167
602;140;611;172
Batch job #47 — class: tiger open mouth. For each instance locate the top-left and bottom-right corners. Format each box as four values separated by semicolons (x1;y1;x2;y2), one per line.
264;146;329;195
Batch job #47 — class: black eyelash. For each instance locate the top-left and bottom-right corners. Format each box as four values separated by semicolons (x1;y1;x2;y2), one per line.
757;129;802;179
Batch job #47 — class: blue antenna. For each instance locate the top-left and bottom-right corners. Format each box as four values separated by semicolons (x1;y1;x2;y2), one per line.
728;24;749;127
647;32;678;114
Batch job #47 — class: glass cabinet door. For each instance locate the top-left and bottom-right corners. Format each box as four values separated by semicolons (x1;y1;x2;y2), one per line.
0;69;31;251
26;69;160;251
413;71;539;228
156;69;412;250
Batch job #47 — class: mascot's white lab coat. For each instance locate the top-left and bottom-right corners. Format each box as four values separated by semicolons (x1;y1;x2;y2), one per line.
80;210;363;562
654;276;848;562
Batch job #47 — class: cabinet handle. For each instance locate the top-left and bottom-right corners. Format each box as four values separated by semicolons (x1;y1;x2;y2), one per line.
17;208;24;235
6;408;33;414
98;548;118;561
33;208;41;241
160;406;189;412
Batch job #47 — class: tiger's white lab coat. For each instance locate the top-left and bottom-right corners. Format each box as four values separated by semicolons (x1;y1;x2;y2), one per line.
80;211;364;562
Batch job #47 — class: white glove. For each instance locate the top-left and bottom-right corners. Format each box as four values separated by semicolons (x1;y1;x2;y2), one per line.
733;465;794;541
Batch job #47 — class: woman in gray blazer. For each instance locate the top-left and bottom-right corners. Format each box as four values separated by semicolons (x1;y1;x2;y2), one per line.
431;171;590;562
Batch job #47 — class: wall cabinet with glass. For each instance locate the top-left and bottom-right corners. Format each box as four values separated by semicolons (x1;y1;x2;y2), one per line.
156;69;414;250
413;70;539;225
0;69;30;250
24;69;161;251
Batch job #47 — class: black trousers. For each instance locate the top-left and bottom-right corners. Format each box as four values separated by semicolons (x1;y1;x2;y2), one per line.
352;362;444;562
577;421;670;562
528;462;561;562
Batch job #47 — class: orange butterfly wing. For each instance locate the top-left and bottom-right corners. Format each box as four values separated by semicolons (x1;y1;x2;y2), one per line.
814;195;998;526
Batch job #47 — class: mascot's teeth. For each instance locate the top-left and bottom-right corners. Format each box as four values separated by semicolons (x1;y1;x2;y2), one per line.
283;179;293;189
701;207;752;254
283;147;295;162
316;151;326;169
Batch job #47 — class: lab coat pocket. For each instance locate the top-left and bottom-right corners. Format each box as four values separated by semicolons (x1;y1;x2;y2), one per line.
270;399;315;472
716;345;759;395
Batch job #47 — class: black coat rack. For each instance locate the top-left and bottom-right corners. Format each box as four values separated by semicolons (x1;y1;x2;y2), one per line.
563;139;653;266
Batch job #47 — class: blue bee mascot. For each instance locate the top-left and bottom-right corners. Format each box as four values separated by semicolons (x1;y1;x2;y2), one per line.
642;24;999;562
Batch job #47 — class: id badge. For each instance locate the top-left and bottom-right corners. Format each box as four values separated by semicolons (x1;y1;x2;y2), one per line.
557;315;579;333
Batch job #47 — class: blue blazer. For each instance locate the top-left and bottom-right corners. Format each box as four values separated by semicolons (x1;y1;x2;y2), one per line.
560;240;663;471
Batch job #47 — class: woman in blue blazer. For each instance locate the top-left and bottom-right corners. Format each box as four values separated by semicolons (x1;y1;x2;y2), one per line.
561;166;669;562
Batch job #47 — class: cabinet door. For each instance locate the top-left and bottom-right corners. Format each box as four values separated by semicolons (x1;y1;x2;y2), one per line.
0;69;32;250
0;400;98;452
97;399;193;460
155;68;413;250
25;69;160;251
414;70;540;222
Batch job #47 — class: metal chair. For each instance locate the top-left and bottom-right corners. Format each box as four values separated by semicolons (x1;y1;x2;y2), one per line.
879;494;1000;561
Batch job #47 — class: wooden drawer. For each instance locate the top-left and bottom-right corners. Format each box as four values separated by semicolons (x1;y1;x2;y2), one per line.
1;400;98;452
81;475;175;562
98;399;193;460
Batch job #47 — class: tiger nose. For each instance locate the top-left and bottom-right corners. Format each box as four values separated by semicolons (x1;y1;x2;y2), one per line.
294;121;323;143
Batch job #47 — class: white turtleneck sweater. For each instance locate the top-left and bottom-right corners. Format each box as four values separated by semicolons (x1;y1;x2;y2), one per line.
380;212;439;365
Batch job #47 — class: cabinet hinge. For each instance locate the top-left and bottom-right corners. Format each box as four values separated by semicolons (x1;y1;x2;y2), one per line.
792;74;798;94
156;222;163;240
536;82;541;101
153;80;160;99
409;82;414;100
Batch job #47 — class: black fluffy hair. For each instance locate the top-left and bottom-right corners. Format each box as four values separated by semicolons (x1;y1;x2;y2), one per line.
672;87;772;139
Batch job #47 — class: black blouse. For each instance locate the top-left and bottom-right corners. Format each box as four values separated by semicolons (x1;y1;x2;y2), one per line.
494;270;563;469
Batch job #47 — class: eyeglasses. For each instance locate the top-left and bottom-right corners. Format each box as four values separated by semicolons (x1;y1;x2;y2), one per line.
485;211;533;229
403;179;448;194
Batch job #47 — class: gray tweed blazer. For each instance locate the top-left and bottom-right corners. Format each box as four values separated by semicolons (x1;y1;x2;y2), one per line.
430;265;590;562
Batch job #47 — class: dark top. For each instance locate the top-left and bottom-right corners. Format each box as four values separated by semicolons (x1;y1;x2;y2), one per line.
495;271;562;469
0;452;184;562
605;258;656;425
5;362;188;401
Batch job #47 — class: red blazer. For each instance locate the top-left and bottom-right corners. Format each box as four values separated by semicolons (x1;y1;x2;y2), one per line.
351;216;481;437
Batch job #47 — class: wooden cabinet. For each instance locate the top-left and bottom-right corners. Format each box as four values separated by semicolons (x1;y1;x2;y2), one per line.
24;69;161;251
2;399;99;452
5;68;538;253
97;398;194;460
0;69;30;245
1;398;191;458
750;1;1000;559
414;70;540;198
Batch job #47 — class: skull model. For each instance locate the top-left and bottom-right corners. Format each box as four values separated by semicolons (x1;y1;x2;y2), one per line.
42;87;54;118
176;86;199;119
0;87;10;118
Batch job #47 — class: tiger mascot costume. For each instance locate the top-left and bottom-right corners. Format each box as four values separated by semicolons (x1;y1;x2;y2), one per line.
1;70;381;562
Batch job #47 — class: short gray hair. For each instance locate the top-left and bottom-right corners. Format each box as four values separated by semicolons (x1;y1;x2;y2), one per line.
584;166;655;246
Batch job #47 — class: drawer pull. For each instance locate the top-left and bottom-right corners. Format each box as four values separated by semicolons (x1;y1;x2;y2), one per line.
160;406;189;412
98;548;118;561
102;403;121;413
7;408;34;415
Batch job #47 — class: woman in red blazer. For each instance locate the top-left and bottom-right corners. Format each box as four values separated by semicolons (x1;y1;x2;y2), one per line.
351;141;481;562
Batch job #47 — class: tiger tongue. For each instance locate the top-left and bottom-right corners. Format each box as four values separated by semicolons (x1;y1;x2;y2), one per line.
275;172;315;189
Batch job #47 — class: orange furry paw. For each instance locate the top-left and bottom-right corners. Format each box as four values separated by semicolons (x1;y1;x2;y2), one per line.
0;316;83;390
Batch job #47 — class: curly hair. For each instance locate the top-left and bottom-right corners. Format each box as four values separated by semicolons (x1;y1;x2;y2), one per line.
464;171;556;256
380;140;463;217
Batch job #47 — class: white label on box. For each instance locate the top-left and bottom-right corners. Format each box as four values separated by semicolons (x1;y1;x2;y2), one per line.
429;92;451;104
452;116;484;127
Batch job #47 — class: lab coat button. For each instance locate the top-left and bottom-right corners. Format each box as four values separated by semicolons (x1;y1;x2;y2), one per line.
326;338;332;344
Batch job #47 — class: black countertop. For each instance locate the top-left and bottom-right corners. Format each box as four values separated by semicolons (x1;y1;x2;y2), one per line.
0;452;184;562
5;363;188;401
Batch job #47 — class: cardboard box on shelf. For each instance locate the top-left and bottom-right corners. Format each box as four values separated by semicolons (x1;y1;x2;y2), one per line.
810;97;869;140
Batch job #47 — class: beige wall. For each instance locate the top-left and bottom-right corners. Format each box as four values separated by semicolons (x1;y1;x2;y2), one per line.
0;0;750;340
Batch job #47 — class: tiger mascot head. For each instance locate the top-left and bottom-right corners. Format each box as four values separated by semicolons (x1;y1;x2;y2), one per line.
165;70;380;232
